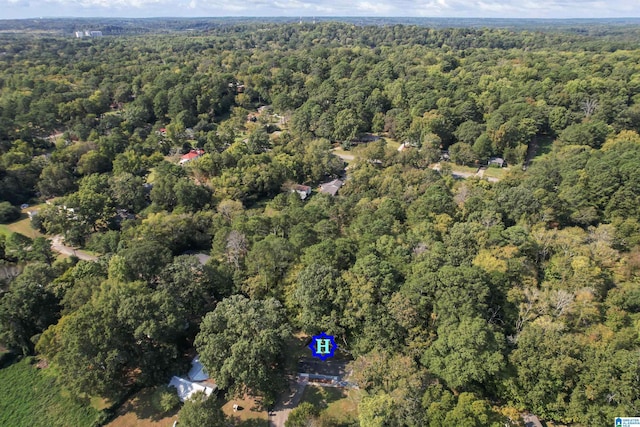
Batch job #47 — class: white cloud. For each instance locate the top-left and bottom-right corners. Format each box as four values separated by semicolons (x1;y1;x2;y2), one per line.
2;0;640;18
357;1;394;14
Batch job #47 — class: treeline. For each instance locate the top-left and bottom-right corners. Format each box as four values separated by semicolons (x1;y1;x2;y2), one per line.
0;23;639;427
2;23;640;205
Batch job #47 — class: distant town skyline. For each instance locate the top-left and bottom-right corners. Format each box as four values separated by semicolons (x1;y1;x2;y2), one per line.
1;0;640;20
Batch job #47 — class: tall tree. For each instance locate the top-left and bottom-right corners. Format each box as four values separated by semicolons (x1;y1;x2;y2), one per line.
194;295;291;405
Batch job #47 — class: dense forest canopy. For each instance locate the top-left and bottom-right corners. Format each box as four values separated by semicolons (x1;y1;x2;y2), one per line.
0;21;640;427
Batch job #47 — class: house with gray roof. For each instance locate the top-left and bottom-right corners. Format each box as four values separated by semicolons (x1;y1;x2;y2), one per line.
319;179;343;196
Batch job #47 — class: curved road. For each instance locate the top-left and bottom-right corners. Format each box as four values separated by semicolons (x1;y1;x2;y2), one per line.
51;235;98;261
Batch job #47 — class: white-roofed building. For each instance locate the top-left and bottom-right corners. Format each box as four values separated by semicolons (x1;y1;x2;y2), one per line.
168;376;216;402
188;356;209;382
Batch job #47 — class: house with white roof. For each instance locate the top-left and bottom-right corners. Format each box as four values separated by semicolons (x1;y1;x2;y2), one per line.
188;356;210;382
167;355;216;402
168;376;216;402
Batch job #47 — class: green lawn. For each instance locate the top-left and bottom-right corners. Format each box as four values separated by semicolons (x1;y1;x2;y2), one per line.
301;385;360;426
380;136;401;151
2;214;43;239
483;166;510;179
0;357;106;427
0;203;46;239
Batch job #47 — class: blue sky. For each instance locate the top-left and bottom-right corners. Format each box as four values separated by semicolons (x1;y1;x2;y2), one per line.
2;0;639;20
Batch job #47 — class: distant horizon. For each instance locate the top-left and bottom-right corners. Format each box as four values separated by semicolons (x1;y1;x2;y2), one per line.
4;16;640;20
2;0;640;21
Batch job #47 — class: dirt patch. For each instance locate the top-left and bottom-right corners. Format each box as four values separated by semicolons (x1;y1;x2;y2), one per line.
34;358;49;369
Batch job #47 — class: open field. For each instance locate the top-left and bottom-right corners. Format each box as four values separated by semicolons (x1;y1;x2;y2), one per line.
0;215;43;239
0;203;46;239
0;357;105;427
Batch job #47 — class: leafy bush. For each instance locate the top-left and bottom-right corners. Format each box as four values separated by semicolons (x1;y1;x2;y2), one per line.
0;202;20;224
151;385;180;413
286;402;319;427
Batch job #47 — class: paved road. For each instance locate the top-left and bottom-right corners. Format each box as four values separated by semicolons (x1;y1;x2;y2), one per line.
268;377;307;427
51;235;98;261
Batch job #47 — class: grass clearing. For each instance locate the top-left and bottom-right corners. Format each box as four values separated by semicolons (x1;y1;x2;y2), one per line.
105;388;178;427
301;385;360;426
222;394;268;423
381;136;401;151
3;214;43;239
0;357;106;427
483;166;509;179
534;135;554;159
0;203;46;239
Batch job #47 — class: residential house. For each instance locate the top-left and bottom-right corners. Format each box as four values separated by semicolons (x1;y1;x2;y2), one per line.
179;149;205;165
168;376;216;402
292;184;312;200
188;356;210;382
168;355;216;402
319;179;343;196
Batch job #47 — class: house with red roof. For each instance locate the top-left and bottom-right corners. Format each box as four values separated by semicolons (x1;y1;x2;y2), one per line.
179;149;205;165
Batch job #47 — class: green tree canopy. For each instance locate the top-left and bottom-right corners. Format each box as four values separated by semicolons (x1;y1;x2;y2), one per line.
194;295;291;404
